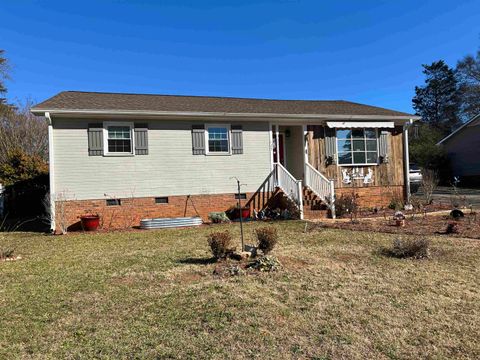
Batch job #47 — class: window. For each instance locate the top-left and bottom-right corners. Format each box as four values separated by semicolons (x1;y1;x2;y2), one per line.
155;197;169;204
234;193;247;200
337;128;378;165
206;124;230;154
106;199;121;206
104;122;133;155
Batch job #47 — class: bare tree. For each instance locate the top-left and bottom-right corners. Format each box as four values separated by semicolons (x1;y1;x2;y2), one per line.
0;100;48;163
421;169;439;205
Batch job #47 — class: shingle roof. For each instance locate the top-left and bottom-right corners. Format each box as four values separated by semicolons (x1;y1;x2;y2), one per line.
32;91;415;117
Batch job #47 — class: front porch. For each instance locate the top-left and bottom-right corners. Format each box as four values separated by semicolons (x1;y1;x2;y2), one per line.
258;122;410;220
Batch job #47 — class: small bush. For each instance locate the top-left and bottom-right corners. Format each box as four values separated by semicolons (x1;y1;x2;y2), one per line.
208;212;230;224
255;227;278;255
388;196;404;210
445;222;459;234
335;194;359;218
248;256;282;272
386;238;430;259
207;231;234;259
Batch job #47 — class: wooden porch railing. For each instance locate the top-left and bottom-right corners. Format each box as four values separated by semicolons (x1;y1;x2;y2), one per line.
274;162;304;220
244;168;277;214
304;162;336;218
245;163;304;220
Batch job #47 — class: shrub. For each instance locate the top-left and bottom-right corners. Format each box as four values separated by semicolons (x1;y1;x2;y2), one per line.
255;226;278;255
388;196;404;210
248;256;282;272
208;212;230;224
207;231;234;259
445;222;459;234
335;194;359;218
386;238;430;259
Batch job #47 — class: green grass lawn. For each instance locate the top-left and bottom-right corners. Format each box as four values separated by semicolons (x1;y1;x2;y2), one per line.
1;221;479;359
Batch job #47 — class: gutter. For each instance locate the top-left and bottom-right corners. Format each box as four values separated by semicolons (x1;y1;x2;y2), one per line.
31;108;420;123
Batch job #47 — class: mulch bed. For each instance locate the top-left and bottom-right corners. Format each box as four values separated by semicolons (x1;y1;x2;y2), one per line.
336;203;451;220
321;213;480;239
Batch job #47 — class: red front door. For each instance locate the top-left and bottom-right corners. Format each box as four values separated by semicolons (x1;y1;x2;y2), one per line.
273;133;285;166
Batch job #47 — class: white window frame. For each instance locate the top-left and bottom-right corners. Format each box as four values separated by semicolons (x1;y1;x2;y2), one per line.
205;124;231;155
103;121;135;156
336;128;379;166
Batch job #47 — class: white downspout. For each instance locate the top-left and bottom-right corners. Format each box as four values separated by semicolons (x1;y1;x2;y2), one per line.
46;112;56;233
403;119;413;204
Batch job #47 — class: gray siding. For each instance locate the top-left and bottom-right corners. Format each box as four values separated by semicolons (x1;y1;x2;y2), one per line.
443;123;480;177
52;119;271;200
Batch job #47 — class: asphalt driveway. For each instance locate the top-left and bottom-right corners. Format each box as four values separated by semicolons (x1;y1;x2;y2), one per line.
414;186;480;207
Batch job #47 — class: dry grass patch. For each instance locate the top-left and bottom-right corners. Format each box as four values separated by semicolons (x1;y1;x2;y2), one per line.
0;222;479;359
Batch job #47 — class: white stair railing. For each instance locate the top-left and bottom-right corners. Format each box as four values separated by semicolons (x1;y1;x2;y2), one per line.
274;162;303;220
305;162;336;218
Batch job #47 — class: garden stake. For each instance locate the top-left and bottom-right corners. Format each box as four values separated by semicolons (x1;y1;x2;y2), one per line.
232;177;246;251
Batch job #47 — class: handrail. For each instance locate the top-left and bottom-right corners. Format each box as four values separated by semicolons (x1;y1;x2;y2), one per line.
305;162;336;218
274;162;304;219
244;168;277;213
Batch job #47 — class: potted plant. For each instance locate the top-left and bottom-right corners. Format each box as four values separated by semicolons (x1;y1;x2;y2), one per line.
80;212;100;231
226;205;250;221
393;211;405;227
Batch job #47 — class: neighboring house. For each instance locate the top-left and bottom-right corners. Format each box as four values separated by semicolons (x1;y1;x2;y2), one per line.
438;113;480;186
31;91;419;232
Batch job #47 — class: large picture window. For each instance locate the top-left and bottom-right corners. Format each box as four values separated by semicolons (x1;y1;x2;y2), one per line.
104;122;133;155
337;128;378;165
206;124;230;154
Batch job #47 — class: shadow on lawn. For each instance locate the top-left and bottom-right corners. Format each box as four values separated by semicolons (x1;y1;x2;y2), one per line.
177;257;217;265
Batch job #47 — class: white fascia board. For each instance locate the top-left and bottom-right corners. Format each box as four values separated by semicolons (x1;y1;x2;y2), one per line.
31;108;420;124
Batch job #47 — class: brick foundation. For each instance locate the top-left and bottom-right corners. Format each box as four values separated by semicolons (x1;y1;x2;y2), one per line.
335;185;404;209
55;193;255;232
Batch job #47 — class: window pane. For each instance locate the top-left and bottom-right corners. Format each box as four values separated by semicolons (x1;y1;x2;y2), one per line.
208;127;229;152
365;129;376;139
108;126;131;139
366;139;377;151
352;129;364;138
353;152;366;164
336;129;351;139
337;139;351;152
338;152;352;164
367;152;378;164
108;139;132;153
352;140;365;151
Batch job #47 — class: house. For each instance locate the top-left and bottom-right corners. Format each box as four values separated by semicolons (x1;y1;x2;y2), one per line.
438;113;480;186
31;91;419;232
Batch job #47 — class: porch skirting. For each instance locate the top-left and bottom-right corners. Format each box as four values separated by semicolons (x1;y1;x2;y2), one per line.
55;192;256;233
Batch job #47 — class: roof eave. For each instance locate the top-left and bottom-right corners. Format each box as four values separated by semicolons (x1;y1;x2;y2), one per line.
31;108;420;123
437;113;480;145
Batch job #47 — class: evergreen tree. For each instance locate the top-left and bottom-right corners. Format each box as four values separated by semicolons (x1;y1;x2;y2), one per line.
456;49;480;121
412;60;460;135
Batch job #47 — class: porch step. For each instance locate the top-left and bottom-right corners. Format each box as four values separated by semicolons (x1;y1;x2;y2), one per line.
302;187;329;219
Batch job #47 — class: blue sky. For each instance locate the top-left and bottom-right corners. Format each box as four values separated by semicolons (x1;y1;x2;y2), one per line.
1;0;479;113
